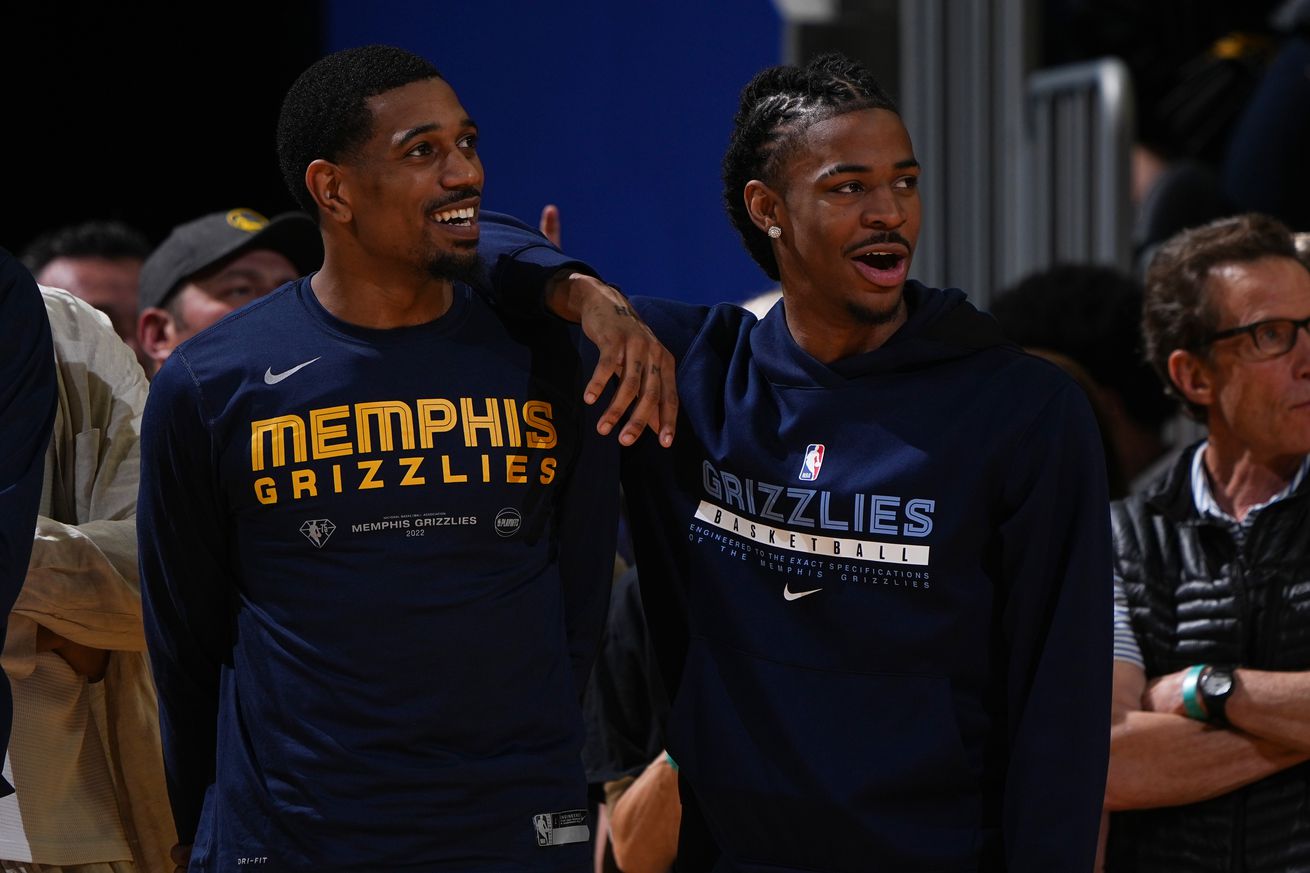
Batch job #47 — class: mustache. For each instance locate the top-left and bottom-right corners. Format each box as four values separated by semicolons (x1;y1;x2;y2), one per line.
842;230;912;257
425;188;482;213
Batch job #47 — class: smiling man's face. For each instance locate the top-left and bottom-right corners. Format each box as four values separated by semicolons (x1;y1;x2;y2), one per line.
343;76;485;285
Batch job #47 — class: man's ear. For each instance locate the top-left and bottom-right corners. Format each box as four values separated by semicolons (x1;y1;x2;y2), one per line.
138;307;178;376
1168;348;1214;409
306;159;351;224
744;179;784;236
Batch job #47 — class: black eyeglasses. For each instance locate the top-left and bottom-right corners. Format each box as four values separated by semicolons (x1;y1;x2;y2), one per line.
1200;315;1310;358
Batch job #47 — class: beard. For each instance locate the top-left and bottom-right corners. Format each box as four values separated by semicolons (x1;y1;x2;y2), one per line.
425;241;487;288
844;293;905;326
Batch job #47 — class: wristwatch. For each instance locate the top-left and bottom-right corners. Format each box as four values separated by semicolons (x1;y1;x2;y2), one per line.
1198;665;1236;727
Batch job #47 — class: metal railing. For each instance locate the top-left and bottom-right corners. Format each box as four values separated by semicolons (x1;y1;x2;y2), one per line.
1021;58;1135;275
897;0;1133;304
898;0;1033;305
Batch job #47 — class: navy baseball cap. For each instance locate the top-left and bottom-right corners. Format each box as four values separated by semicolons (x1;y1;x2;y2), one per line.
138;208;322;310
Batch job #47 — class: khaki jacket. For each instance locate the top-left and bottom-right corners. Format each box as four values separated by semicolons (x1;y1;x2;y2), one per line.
3;287;174;873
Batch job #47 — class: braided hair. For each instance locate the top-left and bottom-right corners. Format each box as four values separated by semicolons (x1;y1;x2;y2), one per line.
722;53;898;280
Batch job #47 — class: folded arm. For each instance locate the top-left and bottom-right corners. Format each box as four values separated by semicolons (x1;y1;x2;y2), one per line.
1108;660;1309;810
1224;669;1310;752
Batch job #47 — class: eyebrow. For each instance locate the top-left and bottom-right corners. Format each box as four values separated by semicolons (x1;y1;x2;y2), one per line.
392;117;478;148
820;158;920;177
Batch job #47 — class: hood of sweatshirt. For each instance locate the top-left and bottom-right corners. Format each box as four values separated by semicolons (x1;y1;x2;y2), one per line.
751;281;1013;387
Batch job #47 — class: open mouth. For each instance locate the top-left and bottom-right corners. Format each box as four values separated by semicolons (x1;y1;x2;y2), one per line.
851;248;909;287
430;206;477;227
854;251;904;271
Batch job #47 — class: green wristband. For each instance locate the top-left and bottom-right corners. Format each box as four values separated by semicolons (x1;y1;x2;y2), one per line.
1181;664;1210;721
664;751;679;772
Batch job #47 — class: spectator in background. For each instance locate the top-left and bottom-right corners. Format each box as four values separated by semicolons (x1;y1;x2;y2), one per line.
1221;2;1310;231
1106;214;1310;872
135;207;322;377
990;264;1179;494
1022;347;1132;498
0;250;57;802
22;220;151;365
1048;1;1310;266
0;278;170;872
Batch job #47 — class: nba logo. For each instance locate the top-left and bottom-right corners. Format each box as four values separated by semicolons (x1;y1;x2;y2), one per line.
798;444;825;481
534;814;553;846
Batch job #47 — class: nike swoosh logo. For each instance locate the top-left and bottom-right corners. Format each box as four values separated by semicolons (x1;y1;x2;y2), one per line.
264;357;321;385
783;584;823;601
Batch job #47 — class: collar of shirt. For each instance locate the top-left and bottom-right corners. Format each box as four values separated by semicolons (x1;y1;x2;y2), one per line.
1191;441;1310;525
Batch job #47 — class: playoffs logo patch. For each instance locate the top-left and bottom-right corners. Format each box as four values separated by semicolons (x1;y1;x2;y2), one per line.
532;809;589;847
495;507;522;538
798;444;825;481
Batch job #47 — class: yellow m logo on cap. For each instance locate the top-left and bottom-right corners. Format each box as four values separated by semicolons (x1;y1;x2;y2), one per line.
226;208;270;233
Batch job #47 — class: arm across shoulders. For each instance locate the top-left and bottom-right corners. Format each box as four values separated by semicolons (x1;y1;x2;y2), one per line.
627;296;746;364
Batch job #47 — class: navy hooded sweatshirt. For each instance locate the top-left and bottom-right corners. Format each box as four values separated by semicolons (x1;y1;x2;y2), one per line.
491;219;1113;872
627;289;1112;873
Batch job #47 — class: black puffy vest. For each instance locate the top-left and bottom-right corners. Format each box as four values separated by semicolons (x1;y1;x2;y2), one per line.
1108;447;1310;873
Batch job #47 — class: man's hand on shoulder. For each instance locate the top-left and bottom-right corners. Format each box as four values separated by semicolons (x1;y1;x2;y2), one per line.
546;271;677;448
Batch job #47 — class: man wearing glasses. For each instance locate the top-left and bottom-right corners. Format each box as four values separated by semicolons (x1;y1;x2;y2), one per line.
1105;213;1310;872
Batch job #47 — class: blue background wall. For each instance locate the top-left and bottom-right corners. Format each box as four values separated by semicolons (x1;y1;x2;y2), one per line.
325;1;783;305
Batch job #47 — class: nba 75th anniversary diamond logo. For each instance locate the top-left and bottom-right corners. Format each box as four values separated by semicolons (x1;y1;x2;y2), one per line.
300;519;336;548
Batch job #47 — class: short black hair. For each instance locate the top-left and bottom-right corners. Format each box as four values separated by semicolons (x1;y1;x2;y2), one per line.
1144;213;1303;420
22;220;151;274
992;264;1175;433
277;45;444;217
722;53;898;281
